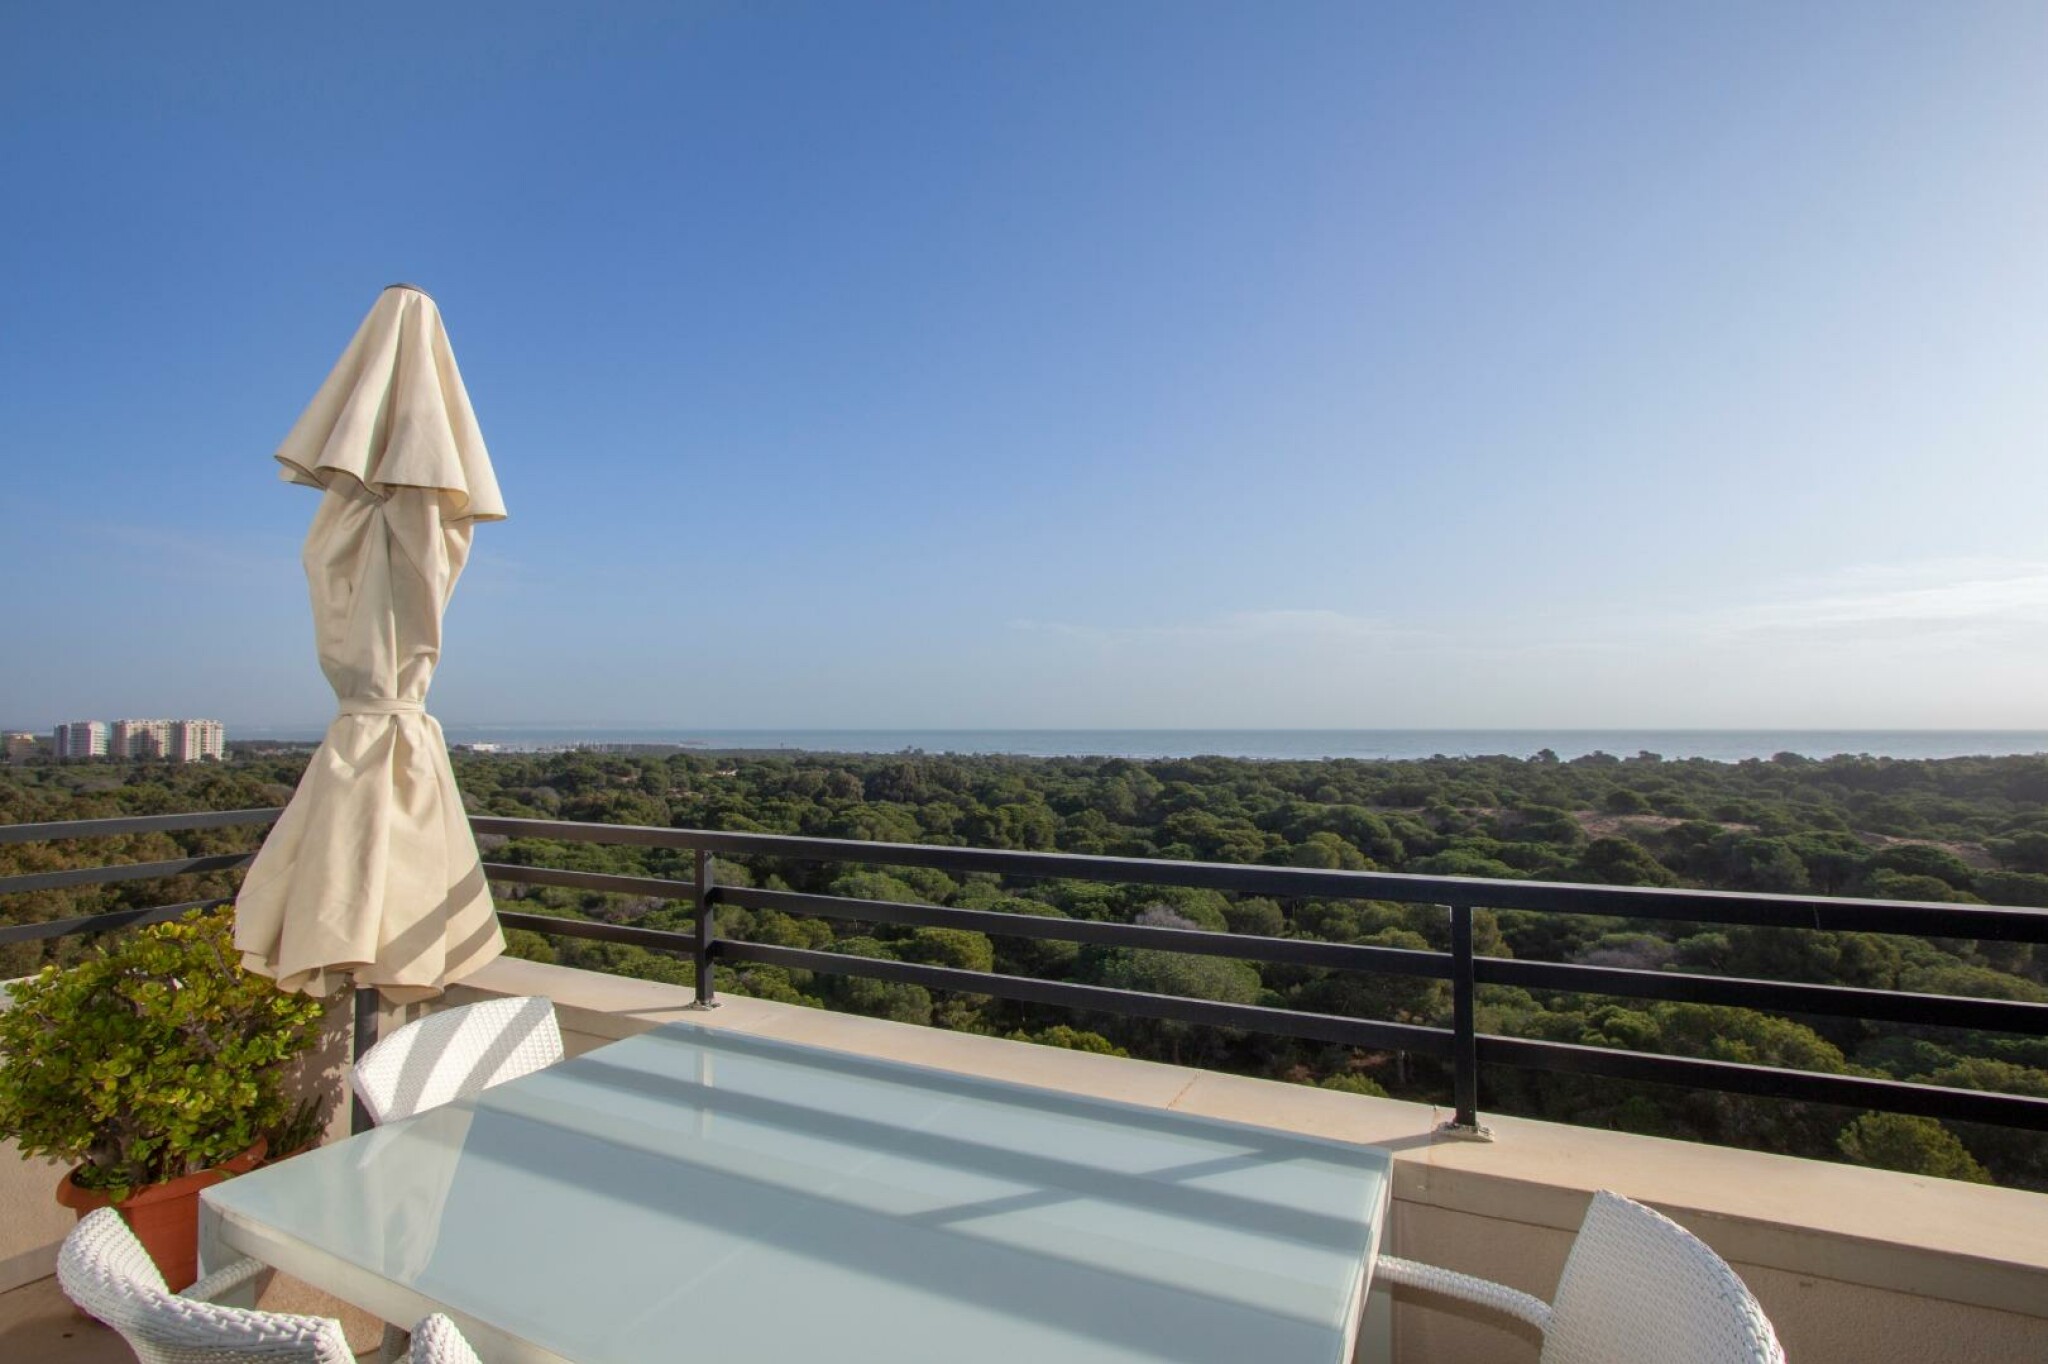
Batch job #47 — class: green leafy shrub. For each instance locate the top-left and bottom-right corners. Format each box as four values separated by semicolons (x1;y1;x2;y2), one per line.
1836;1113;1991;1184
1316;1073;1391;1098
0;908;326;1199
1007;1025;1128;1056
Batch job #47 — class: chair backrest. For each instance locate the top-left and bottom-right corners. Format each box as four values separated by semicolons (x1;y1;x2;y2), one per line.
1541;1191;1786;1364
409;1313;484;1364
58;1209;353;1364
351;994;565;1125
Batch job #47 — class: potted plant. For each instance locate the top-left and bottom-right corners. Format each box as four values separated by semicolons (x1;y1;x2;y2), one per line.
261;1093;331;1165
0;907;325;1289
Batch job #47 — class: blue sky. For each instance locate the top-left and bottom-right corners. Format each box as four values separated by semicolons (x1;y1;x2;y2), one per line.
3;2;2044;732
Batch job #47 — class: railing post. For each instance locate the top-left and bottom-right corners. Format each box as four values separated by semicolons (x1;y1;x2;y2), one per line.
350;983;378;1134
691;848;719;1009
1440;903;1493;1141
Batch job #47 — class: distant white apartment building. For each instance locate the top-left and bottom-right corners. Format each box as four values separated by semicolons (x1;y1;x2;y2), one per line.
48;718;224;761
4;732;39;764
168;719;226;762
54;721;109;758
111;718;173;760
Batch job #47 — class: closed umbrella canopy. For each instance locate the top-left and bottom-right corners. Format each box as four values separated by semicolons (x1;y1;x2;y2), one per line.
236;285;506;1002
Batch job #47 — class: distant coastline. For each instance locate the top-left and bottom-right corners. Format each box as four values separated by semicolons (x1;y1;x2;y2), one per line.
220;728;2048;763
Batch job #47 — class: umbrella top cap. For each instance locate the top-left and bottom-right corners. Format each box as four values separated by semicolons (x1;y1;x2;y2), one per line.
270;284;506;522
382;282;434;301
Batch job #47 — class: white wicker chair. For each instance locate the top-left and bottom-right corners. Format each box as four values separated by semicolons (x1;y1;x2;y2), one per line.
406;1314;483;1364
58;1207;354;1364
1376;1190;1786;1364
62;1208;492;1364
352;995;564;1125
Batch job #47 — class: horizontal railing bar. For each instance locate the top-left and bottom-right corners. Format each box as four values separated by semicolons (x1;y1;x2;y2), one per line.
0;854;254;896
0;898;233;946
0;809;281;844
721;886;1455;978
17;809;2042;937
1482;891;2048;942
469;816;2048;940
1477;1035;2048;1130
484;863;695;901
716;940;1458;1057
1480;958;2048;1035
467;816;1598;901
470;816;718;851
496;910;699;953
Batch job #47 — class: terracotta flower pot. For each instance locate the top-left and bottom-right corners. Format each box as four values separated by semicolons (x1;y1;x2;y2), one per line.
57;1139;268;1292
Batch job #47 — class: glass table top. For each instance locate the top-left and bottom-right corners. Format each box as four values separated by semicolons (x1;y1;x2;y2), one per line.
205;1022;1391;1364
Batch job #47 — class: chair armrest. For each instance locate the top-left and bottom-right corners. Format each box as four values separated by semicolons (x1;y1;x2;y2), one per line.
181;1256;269;1303
401;1314;480;1364
1376;1254;1554;1330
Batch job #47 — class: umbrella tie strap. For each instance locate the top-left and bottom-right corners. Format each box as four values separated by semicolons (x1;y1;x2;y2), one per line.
337;698;427;716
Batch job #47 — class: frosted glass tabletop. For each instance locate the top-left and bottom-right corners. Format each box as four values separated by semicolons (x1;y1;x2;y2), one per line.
203;1022;1391;1364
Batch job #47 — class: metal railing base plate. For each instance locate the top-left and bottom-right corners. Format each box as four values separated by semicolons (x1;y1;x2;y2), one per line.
1434;1119;1496;1143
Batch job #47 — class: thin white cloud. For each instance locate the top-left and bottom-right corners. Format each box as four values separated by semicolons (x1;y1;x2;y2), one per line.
452;550;536;597
1010;607;1394;643
1707;559;2048;639
1012;561;2048;671
1448;559;2048;658
92;523;296;579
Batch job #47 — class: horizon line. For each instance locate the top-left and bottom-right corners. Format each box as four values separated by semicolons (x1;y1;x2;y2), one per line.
202;723;2048;735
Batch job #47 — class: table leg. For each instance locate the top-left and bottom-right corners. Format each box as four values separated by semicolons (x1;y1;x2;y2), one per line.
196;1203;258;1309
1354;1281;1393;1364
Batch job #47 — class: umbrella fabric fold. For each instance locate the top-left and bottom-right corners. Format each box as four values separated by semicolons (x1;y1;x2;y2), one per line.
272;282;505;522
236;286;506;1003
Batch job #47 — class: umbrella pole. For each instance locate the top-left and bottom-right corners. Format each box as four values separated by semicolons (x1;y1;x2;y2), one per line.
351;984;378;1133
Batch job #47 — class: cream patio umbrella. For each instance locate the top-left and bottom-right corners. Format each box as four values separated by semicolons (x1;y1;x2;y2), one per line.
235;284;507;1009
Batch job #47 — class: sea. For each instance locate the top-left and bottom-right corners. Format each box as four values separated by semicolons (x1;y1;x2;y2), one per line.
370;728;2048;763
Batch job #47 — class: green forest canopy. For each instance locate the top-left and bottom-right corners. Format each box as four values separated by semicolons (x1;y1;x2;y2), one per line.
4;746;2046;1190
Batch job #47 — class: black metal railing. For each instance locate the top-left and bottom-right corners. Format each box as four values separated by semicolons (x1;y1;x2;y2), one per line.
7;808;2048;1134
